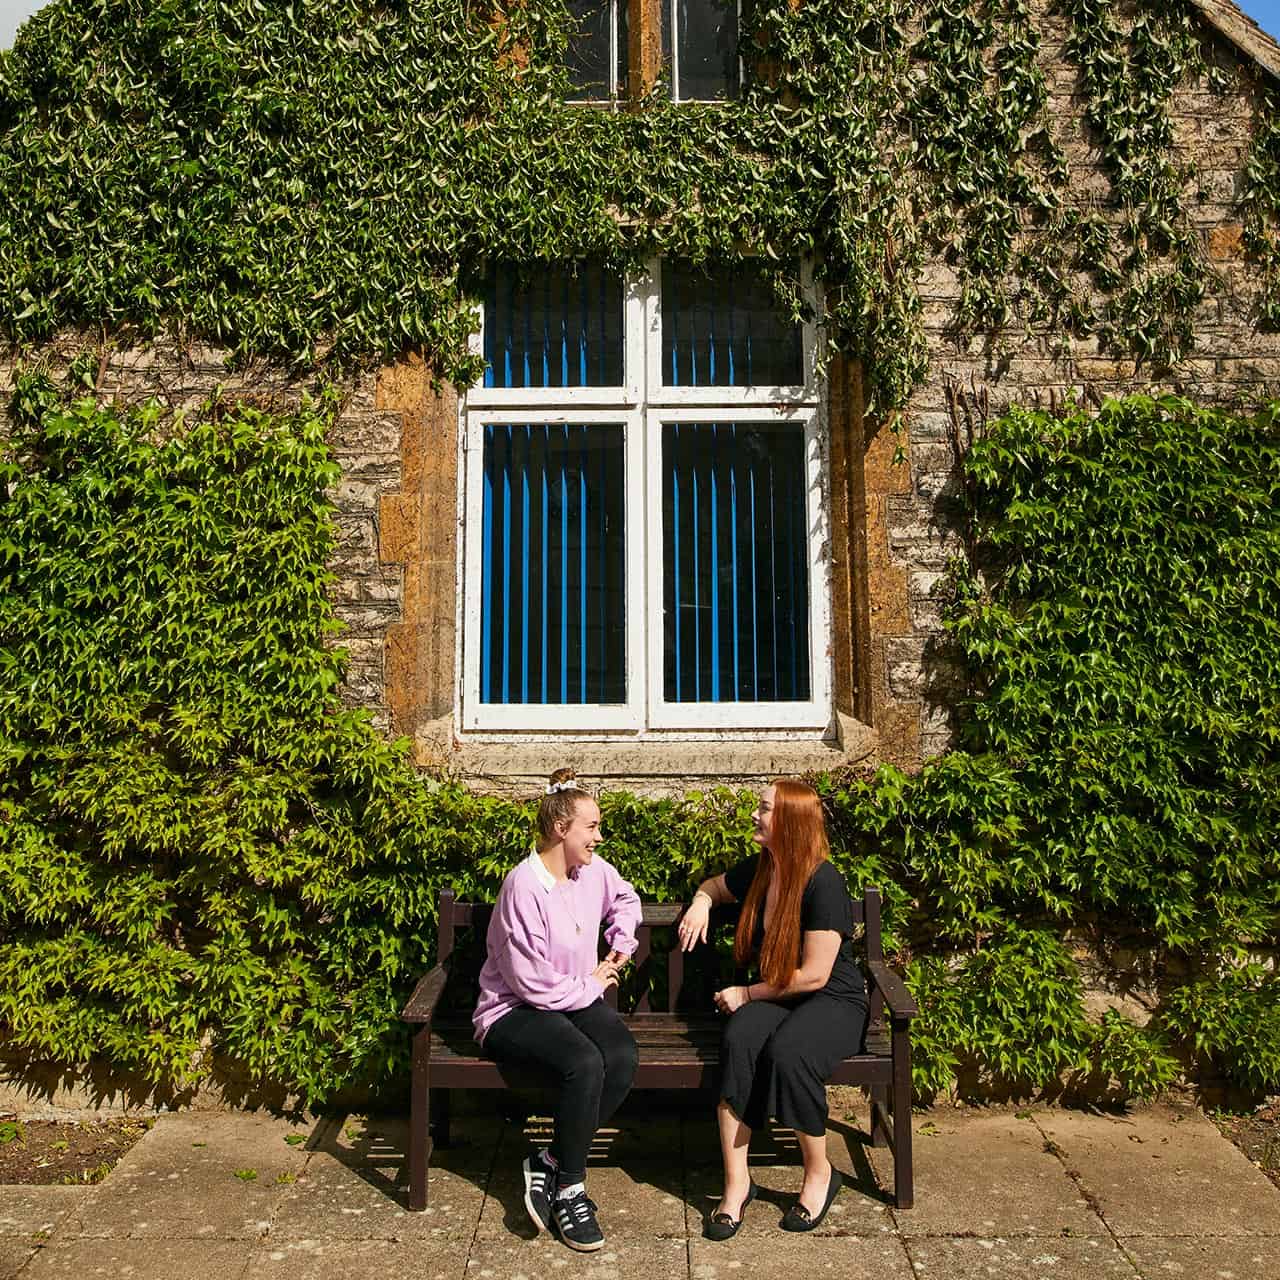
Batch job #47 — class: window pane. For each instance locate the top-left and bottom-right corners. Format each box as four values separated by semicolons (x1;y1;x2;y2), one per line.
661;260;803;388
669;0;738;101
662;422;810;703
481;423;627;705
565;0;614;101
483;262;625;389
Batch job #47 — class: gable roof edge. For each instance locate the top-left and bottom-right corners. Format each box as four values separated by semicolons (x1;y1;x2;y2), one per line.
1189;0;1280;86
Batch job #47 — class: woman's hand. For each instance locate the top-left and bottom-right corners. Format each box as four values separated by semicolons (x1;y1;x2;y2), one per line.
677;894;712;952
606;949;630;968
714;985;750;1015
592;958;621;988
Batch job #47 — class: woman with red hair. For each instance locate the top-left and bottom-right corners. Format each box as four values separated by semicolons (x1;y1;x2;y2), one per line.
677;779;868;1238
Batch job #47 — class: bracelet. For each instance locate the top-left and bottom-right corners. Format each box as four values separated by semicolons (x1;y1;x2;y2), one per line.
744;984;752;1003
693;889;714;908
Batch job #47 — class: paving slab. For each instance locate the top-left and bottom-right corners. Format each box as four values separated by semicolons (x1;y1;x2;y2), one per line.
477;1160;687;1242
1036;1104;1280;1238
866;1109;1102;1238
333;1112;503;1173
0;1186;87;1237
269;1112;494;1243
18;1237;250;1279
688;1233;915;1279
63;1111;310;1240
248;1238;463;1280
680;1115;810;1168
902;1235;1140;1279
684;1159;895;1239
516;1111;688;1169
1121;1235;1280;1279
271;1150;486;1243
0;1240;37;1280
463;1235;688;1280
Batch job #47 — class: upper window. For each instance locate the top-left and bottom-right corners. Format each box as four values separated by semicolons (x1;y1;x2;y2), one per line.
564;0;739;103
462;259;824;735
663;0;739;102
565;0;629;102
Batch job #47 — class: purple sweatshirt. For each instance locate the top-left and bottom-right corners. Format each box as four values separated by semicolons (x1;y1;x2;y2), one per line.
472;849;642;1044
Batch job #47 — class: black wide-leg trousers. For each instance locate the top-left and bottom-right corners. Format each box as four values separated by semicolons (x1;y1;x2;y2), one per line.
484;999;638;1183
720;994;869;1137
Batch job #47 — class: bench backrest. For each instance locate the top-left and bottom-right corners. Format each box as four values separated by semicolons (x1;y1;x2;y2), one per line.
435;886;886;1016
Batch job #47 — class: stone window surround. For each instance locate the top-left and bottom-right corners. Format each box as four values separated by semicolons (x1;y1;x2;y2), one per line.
374;344;921;793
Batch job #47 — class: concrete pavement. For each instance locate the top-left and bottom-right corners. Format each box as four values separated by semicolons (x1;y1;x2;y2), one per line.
1;1094;1278;1279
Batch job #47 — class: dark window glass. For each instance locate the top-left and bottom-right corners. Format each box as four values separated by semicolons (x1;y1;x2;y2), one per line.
481;423;627;705
566;0;628;100
664;0;738;100
483;262;625;389
661;260;803;388
662;422;810;702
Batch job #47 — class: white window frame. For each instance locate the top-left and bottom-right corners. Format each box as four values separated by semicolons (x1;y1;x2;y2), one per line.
459;257;828;736
668;0;743;104
460;406;646;732
643;403;830;730
645;258;820;406
564;0;627;105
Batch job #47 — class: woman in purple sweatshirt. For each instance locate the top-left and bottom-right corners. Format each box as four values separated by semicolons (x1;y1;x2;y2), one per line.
472;768;641;1253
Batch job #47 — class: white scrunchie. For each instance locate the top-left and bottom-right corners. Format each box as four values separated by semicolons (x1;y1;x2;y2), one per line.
545;779;578;795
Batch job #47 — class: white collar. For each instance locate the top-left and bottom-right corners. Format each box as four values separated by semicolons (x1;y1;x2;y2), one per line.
526;847;556;892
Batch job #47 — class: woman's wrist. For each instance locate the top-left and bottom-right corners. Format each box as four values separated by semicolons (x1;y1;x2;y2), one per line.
743;984;753;1003
693;888;714;909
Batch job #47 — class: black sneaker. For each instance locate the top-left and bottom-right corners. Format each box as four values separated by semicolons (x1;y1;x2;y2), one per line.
551;1189;605;1252
522;1151;556;1233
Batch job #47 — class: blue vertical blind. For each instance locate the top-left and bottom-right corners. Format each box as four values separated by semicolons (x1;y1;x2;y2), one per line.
661;260;803;388
483;262;624;389
481;424;627;705
662;422;810;703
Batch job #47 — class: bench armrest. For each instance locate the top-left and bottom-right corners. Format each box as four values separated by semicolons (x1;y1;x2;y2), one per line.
867;960;918;1020
401;962;450;1025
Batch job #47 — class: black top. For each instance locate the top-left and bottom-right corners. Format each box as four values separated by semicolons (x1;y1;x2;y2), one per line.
723;854;867;1004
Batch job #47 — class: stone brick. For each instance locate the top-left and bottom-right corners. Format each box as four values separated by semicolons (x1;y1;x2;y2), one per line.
909;569;947;633
885;636;928;701
1207;222;1246;259
327;411;402;455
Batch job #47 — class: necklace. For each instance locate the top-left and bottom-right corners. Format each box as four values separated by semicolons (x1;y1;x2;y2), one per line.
557;882;583;935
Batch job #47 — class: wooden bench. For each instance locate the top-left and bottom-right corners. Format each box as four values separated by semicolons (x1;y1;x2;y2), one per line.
401;886;917;1211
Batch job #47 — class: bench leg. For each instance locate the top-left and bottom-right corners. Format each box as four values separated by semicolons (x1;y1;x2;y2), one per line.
409;1028;432;1211
430;1088;452;1149
869;1083;891;1148
890;1021;914;1209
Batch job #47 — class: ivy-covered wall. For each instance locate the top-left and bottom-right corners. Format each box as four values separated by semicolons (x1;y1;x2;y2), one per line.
3;0;1278;776
1;0;1279;1105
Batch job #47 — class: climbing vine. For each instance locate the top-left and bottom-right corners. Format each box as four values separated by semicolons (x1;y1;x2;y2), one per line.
0;0;1267;406
1243;91;1280;329
1059;0;1207;366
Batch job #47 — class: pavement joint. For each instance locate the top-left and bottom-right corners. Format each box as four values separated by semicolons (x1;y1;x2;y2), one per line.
1033;1113;1146;1280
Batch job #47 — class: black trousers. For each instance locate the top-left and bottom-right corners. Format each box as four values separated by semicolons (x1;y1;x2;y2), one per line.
484;999;639;1183
720;994;868;1137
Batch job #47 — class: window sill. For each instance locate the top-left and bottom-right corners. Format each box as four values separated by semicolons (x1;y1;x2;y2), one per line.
417;715;876;797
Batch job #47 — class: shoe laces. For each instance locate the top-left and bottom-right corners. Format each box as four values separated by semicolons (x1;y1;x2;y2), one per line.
557;1191;596;1225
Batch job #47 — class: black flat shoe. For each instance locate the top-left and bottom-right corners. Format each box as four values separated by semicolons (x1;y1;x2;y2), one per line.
781;1168;843;1232
704;1181;759;1241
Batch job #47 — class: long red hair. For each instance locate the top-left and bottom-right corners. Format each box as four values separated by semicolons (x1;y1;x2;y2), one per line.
734;780;831;989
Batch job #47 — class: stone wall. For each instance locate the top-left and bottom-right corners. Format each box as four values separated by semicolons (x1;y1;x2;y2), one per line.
0;335;404;735
3;3;1278;789
876;2;1280;770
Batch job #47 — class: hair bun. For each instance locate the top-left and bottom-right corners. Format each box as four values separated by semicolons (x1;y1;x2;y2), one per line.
547;766;577;789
